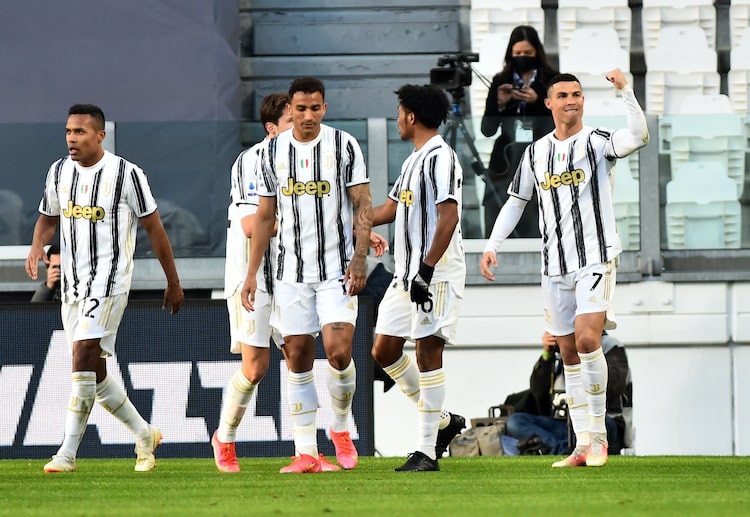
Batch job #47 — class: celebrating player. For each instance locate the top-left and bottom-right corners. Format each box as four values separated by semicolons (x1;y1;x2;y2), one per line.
480;68;649;467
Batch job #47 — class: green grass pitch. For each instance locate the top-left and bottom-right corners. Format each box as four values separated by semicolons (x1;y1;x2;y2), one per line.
1;456;749;516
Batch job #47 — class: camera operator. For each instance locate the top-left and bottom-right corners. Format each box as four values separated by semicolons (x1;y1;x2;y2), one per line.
30;244;61;302
506;331;632;458
480;25;557;238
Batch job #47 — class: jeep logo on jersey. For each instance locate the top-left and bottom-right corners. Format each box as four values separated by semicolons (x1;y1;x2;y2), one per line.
62;200;105;222
398;190;414;207
281;178;331;197
540;169;585;190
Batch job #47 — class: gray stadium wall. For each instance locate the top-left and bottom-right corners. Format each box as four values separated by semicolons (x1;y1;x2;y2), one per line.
0;0;244;255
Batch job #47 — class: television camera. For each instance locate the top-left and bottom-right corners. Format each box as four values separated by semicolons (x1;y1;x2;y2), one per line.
429;52;479;92
428;51;502;212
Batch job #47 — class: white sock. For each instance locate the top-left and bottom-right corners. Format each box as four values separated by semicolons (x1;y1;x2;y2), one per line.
383;353;420;405
58;371;96;459
416;368;446;460
95;374;150;445
563;363;590;448
287;369;319;457
327;360;356;433
217;370;257;443
580;348;608;436
439;409;451;430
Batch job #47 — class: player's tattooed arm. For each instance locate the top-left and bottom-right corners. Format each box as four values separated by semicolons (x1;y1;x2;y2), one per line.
349;183;373;260
345;183;373;295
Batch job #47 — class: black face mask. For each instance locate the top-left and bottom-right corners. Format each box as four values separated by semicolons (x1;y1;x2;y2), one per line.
511;55;537;73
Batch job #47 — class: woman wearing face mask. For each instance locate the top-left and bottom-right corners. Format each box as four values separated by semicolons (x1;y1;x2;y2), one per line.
480;25;557;238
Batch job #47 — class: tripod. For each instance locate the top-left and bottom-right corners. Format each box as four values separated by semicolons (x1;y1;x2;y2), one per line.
441;87;504;208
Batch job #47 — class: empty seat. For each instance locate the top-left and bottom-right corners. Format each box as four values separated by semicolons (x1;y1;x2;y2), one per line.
559;27;629;73
641;0;716;62
644;26;719;115
665;162;741;250
557;0;632;54
559;27;632;103
659;97;745;197
730;0;750;49
728;26;750;112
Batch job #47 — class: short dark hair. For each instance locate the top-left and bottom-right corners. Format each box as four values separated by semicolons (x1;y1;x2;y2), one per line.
547;73;581;94
259;93;289;128
68;104;105;131
47;244;60;259
395;84;450;129
288;77;325;101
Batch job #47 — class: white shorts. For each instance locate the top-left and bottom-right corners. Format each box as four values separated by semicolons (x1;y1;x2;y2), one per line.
542;259;618;336
61;293;129;358
272;278;358;337
227;287;283;352
375;281;462;344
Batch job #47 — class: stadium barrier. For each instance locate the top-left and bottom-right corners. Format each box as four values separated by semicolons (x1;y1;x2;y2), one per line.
0;299;374;459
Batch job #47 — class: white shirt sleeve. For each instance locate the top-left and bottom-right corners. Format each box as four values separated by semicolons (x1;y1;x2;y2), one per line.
610;85;650;158
483;195;528;253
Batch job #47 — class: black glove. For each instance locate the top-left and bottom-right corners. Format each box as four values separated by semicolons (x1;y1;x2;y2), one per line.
410;261;434;312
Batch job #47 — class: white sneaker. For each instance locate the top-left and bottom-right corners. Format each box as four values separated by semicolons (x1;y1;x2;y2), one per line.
44;454;76;473
134;426;162;472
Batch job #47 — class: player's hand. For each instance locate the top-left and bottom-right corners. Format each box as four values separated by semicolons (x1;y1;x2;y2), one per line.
605;68;627;90
25;246;48;280
163;281;184;315
241;275;258;312
343;255;367;296
480;251;498;282
409;261;434;312
369;231;389;257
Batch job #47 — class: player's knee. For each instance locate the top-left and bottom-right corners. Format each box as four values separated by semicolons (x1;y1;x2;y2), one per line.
326;348;352;371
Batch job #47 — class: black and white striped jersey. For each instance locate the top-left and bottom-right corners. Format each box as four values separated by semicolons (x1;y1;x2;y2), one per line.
38;150;157;302
511;127;623;277
224;140;275;297
256;124;369;283
388;134;465;292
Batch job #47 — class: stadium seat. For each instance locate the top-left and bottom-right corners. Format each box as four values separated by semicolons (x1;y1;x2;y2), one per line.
729;0;750;50
659;98;745;198
557;0;631;54
728;26;750;112
641;0;716;62
644;26;719;115
613;158;640;251
665;162;742;250
559;27;629;74
559;27;632;103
